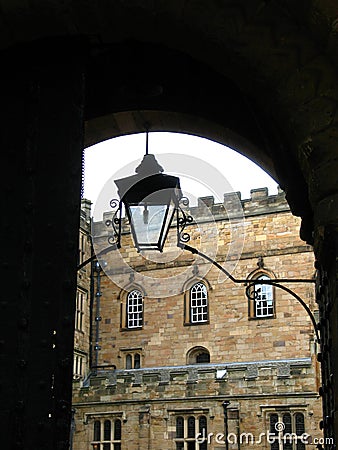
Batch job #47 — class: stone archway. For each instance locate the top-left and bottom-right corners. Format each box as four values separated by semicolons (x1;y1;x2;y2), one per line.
0;1;338;448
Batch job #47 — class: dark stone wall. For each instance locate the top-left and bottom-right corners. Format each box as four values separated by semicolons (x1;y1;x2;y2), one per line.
0;39;86;450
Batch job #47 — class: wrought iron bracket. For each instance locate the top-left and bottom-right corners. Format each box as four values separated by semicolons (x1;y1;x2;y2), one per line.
178;242;319;343
78;202;319;343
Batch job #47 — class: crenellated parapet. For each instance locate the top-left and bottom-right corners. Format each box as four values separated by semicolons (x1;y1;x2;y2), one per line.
93;187;288;237
73;358;317;404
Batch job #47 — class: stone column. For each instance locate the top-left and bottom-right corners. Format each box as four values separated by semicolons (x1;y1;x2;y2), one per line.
0;38;86;450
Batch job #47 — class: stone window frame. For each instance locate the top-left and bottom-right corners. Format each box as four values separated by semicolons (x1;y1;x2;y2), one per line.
263;407;307;450
118;284;146;331
89;414;123;450
186;346;211;365
183;278;211;326
247;268;276;320
126;289;143;328
119;347;143;369
73;349;87;380
169;410;209;450
75;287;87;332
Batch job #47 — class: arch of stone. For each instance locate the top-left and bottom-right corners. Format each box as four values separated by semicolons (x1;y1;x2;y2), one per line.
0;2;337;449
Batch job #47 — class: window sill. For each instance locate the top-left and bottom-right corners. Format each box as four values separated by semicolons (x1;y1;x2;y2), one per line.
120;327;143;332
184;321;209;326
248;315;275;321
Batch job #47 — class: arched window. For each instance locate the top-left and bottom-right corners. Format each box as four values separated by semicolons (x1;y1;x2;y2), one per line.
114;419;122;441
196;352;210;364
190;282;208;323
187;347;210;365
248;273;275;319
104;420;111;441
254;275;274;318
126;289;143;328
187;416;195;438
125;352;141;369
134;353;141;369
93;420;101;441
176;416;184;438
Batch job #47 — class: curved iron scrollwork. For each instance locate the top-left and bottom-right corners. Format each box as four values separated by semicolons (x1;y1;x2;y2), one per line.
104;198;122;248
179;243;319;343
78;197;319;345
177;197;193;244
245;279;319;341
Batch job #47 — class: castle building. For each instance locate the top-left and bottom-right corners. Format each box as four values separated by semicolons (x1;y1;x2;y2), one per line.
72;188;323;450
73;199;92;383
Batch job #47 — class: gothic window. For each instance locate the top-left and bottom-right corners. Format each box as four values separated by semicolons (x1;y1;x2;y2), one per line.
134;353;141;369
92;418;122;450
175;415;208;449
248;272;275;319
254;275;274;318
122;350;142;369
126;289;143;328
190;282;208;323
268;412;306;450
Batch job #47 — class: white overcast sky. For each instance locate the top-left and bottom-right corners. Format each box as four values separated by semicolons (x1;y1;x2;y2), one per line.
84;132;279;220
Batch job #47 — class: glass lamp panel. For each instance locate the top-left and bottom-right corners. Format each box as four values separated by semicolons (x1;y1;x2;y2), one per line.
128;192;176;251
159;198;176;249
129;204;167;249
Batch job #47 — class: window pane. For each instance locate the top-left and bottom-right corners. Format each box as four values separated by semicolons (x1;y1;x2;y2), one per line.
187;442;196;450
188;416;195;438
255;275;274;317
103;445;110;450
134;353;141;369
114;445;121;450
295;413;305;435
199;415;207;449
126;354;132;369
176;443;184;450
127;290;143;328
104;420;111;441
176;416;184;438
199;416;207;433
282;413;292;434
114;419;122;441
94;420;101;441
190;283;208;323
269;414;279;450
282;413;292;450
295;413;305;450
196;352;210;363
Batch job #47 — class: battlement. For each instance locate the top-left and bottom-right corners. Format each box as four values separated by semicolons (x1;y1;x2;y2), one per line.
94;187;288;236
73;358;317;403
190;186;287;222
